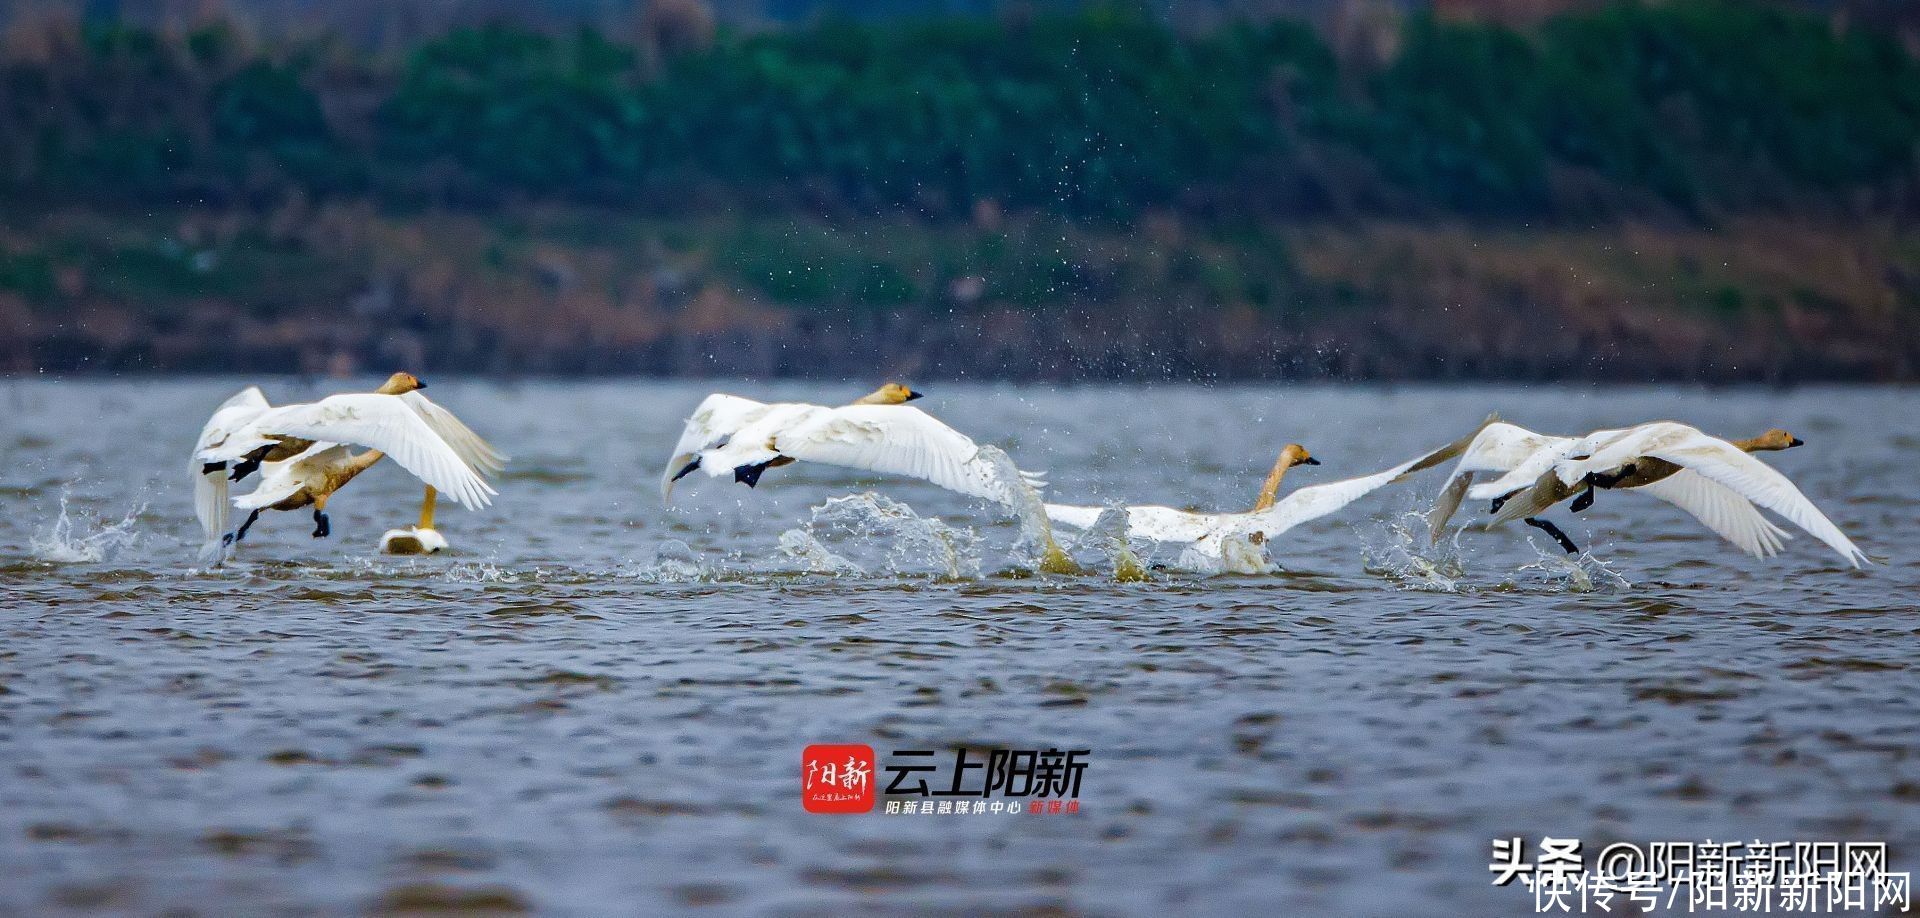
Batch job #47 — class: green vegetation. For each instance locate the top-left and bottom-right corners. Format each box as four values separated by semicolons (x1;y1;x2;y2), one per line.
4;2;1917;219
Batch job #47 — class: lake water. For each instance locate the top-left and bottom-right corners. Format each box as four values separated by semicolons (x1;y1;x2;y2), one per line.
1;378;1914;914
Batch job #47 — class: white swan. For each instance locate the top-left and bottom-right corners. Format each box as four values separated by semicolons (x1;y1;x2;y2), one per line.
1431;420;1864;566
663;383;1072;572
1047;429;1480;574
192;373;502;557
662;383;1040;506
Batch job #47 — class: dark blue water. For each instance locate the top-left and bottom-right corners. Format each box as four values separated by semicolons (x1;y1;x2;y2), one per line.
1;379;1912;914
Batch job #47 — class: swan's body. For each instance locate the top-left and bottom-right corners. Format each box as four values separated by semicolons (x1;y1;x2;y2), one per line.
192;373;503;558
1431;420;1864;566
663;384;1042;506
1048;425;1484;574
664;383;1072;571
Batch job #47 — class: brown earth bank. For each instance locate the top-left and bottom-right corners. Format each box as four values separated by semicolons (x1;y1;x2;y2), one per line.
2;205;1916;382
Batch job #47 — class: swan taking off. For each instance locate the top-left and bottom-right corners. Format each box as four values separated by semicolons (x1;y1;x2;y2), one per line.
1431;420;1865;566
663;383;1072;572
1046;427;1480;574
191;373;505;561
661;383;1040;506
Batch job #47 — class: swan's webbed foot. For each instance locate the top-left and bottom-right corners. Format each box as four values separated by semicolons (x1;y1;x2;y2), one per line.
1570;486;1596;513
201;461;226;476
311;509;330;539
1524;517;1579;554
670;458;701;482
733;461;774;488
226;508;263;545
1490;492;1516;514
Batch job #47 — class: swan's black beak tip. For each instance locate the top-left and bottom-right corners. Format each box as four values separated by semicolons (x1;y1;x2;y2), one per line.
905;390;924;401
1788;437;1805;448
1303;457;1321;465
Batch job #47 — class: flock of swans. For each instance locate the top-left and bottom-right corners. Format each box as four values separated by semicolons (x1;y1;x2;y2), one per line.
188;374;1870;575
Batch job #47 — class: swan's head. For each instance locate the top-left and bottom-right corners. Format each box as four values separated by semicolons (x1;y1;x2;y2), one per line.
1280;444;1320;468
857;382;923;405
1754;428;1804;451
377;372;426;395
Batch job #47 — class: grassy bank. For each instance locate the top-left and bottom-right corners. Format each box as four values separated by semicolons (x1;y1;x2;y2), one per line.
3;206;1915;380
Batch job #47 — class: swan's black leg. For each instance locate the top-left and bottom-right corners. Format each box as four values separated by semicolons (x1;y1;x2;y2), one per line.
671;458;701;482
733;461;774;488
1525;517;1580;554
225;509;262;546
1570;486;1596;513
201;461;226;476
312;509;330;538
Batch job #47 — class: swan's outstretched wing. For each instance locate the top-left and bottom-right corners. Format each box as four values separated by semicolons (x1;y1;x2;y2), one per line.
1241;429;1500;541
1466;426;1634;502
661;393;770;500
1564;423;1866;567
1428;420;1560;540
400;391;507;478
1632;470;1790;559
1045;503;1220;542
771;405;1032;504
234;394;497;511
1236;446;1440;540
191;386;271;555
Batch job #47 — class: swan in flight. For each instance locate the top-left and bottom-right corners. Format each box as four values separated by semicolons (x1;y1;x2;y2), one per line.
1046;425;1483;573
191;373;504;560
662;382;1039;505
664;383;1072;572
1430;420;1865;566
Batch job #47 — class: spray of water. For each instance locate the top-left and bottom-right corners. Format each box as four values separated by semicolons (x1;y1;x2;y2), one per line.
30;493;142;564
777;528;864;575
1360;511;1468;592
782;492;980;580
1073;506;1149;582
976;445;1080;575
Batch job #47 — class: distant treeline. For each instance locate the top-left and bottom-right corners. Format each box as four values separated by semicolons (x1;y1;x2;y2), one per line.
4;1;1919;220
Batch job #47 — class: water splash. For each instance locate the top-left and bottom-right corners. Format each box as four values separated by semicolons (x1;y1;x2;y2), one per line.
976;446;1079;574
30;494;142;563
1071;506;1149;582
1171;536;1274;576
777;528;864;575
1513;541;1632;593
628;540;717;583
781;493;979;579
1360;511;1468;592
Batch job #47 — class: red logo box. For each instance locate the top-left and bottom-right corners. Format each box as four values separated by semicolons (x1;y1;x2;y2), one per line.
802;744;876;813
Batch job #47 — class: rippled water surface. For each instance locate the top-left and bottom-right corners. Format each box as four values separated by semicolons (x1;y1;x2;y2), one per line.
1;378;1915;915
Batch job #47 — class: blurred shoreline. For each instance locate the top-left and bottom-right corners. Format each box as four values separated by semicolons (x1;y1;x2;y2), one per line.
3;206;1916;382
3;4;1918;381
